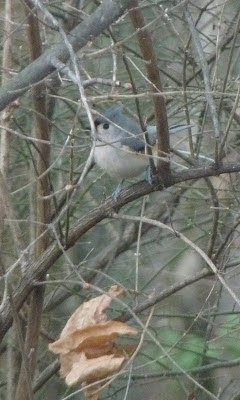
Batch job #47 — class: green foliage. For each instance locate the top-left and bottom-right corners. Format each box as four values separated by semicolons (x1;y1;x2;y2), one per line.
139;326;220;373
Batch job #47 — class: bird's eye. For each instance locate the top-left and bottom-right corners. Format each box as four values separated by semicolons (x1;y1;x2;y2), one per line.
103;123;109;130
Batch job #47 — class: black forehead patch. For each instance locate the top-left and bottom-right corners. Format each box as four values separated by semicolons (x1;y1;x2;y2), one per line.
94;119;101;127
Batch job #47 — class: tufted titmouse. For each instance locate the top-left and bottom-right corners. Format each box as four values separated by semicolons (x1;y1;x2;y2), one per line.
93;105;191;199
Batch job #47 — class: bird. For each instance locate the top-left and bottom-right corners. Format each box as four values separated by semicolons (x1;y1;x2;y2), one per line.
92;105;191;199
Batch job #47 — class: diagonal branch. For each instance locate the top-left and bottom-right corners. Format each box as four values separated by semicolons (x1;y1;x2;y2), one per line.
0;0;133;111
1;162;240;342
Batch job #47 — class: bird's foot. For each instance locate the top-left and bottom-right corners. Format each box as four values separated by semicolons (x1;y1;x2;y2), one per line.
145;166;155;185
112;181;124;201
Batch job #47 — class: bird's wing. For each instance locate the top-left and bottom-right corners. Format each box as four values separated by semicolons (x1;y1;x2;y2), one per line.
120;134;147;152
121;125;157;152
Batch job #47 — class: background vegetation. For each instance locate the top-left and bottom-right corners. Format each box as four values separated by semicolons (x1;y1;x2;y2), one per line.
0;0;240;399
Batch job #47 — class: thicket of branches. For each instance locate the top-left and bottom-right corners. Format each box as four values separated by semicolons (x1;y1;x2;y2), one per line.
1;0;240;399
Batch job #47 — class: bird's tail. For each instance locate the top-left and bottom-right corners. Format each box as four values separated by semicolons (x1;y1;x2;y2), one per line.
169;124;193;134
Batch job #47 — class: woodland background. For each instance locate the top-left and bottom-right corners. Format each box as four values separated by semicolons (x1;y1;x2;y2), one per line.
1;0;240;399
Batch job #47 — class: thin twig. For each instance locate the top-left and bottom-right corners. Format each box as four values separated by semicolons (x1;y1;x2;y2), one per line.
184;5;221;148
110;213;240;307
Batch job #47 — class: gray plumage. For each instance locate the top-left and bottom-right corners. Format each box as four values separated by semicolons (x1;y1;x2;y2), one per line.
94;106;190;152
93;105;191;185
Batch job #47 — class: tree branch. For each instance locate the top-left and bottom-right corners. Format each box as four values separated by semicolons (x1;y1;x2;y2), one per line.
1;161;240;342
128;0;170;178
0;0;133;111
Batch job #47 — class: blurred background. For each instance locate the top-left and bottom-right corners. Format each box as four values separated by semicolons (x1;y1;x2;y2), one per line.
0;1;240;399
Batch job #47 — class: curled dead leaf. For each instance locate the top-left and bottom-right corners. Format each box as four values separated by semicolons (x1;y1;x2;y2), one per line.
56;285;124;340
65;352;125;386
49;320;137;354
48;285;137;391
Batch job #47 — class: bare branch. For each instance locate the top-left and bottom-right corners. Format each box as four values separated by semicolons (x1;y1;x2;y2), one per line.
1;161;240;342
0;0;133;111
128;1;170;178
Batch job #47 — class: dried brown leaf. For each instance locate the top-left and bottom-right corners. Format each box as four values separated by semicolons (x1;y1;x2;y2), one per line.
59;342;137;379
65;352;125;386
59;343;116;378
60;285;123;337
48;286;137;390
49;320;137;354
60;351;81;379
81;342;116;359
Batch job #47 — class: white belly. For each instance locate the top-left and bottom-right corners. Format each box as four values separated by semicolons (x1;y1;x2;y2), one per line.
94;143;149;179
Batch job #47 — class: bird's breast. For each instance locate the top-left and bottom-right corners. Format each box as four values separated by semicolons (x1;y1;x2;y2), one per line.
94;142;149;179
